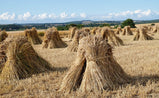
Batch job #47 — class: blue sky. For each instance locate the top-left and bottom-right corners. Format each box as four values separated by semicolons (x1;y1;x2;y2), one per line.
0;0;159;24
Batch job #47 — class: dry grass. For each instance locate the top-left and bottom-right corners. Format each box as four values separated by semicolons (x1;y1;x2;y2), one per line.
65;29;90;52
0;37;52;80
59;30;70;38
133;27;154;41
122;26;133;35
1;29;159;97
69;27;77;39
115;27;122;34
24;27;42;44
42;27;67;49
0;30;8;42
101;27;124;46
60;35;130;94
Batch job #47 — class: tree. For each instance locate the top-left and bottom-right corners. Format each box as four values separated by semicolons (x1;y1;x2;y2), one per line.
66;24;77;28
76;24;84;28
151;23;155;26
114;25;119;29
121;19;136;28
99;23;110;27
57;26;68;30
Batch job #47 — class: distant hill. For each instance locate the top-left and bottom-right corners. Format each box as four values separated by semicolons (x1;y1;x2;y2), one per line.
65;20;122;24
66;19;159;24
135;19;159;24
0;19;159;31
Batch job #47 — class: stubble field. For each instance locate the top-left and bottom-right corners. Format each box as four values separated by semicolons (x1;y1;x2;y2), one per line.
1;28;159;98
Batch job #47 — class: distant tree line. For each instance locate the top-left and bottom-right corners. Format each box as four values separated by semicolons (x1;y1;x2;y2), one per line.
0;19;142;31
0;24;24;31
0;24;49;31
0;23;115;31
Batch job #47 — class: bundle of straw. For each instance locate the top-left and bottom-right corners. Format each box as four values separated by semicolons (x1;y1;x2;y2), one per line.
24;27;42;44
42;27;67;49
133;27;153;41
60;35;130;93
0;37;52;80
0;30;8;42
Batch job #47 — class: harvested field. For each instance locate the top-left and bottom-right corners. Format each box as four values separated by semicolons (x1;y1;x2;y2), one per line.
1;29;159;97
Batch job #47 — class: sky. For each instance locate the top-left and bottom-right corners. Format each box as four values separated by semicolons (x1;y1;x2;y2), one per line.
0;0;159;24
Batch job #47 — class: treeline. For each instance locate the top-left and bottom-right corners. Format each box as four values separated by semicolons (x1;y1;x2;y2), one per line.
56;23;118;30
0;23;117;31
0;24;49;31
135;19;159;24
0;24;24;31
1;18;158;31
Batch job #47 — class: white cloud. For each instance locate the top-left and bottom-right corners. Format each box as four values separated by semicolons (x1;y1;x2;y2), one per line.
18;12;31;20
142;9;151;16
10;13;15;20
38;13;48;19
48;13;57;19
23;12;31;20
80;13;86;18
122;11;133;16
71;13;76;17
135;9;151;18
33;13;57;20
17;15;22;20
32;13;48;20
0;12;15;20
60;12;67;18
102;9;154;20
1;9;159;23
109;10;134;17
134;10;141;14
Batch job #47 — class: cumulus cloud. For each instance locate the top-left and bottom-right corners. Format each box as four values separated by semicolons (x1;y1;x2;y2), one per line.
23;12;31;20
142;9;151;16
101;9;155;20
38;13;48;19
134;10;141;14
71;13;76;17
1;9;159;23
60;12;67;18
32;13;48;20
18;12;31;20
80;13;86;18
10;13;15;20
0;12;15;20
48;13;57;19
